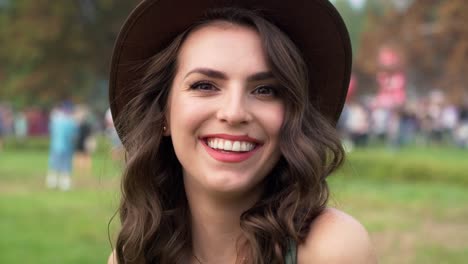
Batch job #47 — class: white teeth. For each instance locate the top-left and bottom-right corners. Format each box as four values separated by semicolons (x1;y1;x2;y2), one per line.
217;139;224;149
224;140;232;150
241;142;247;151
206;138;256;152
232;141;240;151
248;143;254;150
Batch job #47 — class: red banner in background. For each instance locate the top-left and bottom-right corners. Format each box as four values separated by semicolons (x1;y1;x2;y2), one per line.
374;46;406;109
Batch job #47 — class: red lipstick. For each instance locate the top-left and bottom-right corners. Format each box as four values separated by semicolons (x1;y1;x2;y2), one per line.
199;134;262;163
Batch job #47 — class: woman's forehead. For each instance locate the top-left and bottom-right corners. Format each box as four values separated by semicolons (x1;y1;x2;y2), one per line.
176;23;270;76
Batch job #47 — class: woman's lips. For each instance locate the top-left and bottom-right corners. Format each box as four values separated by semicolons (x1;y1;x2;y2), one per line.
200;137;261;163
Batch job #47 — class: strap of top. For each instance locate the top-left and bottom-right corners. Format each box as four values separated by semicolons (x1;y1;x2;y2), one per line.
284;240;297;264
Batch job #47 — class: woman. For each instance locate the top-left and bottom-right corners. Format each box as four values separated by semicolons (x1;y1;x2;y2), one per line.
108;1;376;263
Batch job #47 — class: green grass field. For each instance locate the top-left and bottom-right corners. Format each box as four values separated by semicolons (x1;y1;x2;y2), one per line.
0;139;467;263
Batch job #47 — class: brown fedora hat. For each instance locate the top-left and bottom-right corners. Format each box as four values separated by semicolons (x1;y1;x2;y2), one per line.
109;0;351;133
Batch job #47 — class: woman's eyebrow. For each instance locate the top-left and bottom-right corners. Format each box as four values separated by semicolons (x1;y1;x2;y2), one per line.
247;71;275;82
184;67;274;81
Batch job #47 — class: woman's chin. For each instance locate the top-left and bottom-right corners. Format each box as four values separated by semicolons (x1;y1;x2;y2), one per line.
206;180;249;194
183;169;266;199
203;176;262;198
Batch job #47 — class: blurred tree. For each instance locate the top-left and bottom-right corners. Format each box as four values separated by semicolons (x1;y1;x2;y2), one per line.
0;0;140;109
355;0;468;103
332;0;368;55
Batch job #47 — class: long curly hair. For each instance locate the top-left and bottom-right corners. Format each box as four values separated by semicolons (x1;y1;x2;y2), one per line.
112;7;345;264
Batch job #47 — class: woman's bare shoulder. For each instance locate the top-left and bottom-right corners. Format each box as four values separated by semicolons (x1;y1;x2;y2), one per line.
297;208;378;264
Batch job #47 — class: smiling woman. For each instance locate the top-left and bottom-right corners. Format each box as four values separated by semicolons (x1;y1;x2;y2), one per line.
168;24;284;196
108;1;376;264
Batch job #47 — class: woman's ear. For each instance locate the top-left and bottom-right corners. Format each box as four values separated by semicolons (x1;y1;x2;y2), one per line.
163;123;171;136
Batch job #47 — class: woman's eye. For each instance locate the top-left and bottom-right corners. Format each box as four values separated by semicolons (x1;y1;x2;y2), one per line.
190;82;216;91
253;85;277;97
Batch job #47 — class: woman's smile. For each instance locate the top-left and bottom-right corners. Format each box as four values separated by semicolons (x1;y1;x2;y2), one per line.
199;133;263;163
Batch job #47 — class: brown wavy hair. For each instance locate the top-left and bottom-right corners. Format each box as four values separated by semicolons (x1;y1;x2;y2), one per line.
112;7;345;264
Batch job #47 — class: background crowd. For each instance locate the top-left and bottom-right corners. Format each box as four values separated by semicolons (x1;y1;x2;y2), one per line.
339;90;468;151
0;102;121;190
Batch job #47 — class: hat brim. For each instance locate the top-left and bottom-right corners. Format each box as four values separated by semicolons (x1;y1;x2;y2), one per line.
109;0;351;135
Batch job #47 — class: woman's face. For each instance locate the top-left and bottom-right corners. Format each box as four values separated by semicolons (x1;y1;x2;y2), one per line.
166;23;284;196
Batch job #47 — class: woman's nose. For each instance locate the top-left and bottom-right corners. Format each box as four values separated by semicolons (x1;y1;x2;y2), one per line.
216;91;253;125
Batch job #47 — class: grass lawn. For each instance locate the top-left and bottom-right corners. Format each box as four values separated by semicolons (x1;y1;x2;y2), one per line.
0;147;121;264
0;141;467;263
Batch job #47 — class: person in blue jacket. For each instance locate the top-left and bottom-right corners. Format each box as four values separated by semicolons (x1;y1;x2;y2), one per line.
45;102;78;191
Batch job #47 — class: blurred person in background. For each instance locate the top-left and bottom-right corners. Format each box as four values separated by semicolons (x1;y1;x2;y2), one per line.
14;110;28;145
74;105;96;178
337;104;354;152
427;90;445;145
369;105;390;145
0;106;4;151
455;98;468;148
0;104;14;150
440;102;459;144
45;102;78;191
394;103;419;147
345;101;370;148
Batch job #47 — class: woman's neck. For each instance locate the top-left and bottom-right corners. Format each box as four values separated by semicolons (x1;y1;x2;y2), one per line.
184;177;262;263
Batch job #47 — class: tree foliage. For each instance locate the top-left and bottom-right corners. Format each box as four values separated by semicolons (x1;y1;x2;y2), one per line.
0;0;139;108
355;0;468;103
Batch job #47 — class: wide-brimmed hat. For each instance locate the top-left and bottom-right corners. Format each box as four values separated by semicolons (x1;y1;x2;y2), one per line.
109;0;352;136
